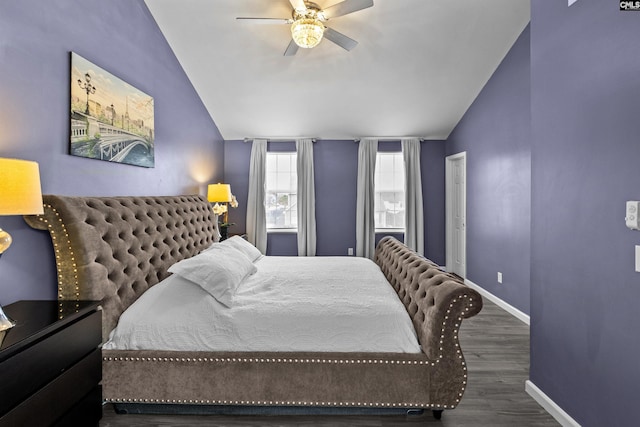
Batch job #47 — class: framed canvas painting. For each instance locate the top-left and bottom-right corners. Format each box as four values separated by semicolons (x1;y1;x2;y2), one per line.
70;52;154;168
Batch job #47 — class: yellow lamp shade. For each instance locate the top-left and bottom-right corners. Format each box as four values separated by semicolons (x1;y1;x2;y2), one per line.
0;158;44;215
207;183;232;203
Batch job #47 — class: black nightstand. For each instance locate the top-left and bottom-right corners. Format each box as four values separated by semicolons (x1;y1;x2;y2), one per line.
0;300;102;427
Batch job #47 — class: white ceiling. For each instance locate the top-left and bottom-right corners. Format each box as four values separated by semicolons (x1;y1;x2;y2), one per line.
145;0;530;141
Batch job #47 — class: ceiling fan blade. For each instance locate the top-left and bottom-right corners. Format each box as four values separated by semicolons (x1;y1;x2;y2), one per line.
289;0;307;12
284;39;299;56
321;0;373;19
323;27;358;51
236;17;291;25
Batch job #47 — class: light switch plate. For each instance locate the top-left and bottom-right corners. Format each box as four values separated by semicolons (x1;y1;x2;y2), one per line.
626;201;640;230
636;246;640;273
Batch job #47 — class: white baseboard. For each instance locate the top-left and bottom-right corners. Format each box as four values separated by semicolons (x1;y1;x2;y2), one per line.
525;381;581;427
462;279;578;425
463;278;530;325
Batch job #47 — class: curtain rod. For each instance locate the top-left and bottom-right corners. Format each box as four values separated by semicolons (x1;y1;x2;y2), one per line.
243;137;317;142
353;137;424;142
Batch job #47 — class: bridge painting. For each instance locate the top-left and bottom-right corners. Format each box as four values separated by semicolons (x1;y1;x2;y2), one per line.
70;53;154;168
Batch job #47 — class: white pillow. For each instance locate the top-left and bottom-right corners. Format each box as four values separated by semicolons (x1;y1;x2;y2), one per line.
202;236;263;262
220;235;263;262
168;245;257;307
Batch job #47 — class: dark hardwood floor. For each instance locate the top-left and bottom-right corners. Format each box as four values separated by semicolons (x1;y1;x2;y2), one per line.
100;299;558;426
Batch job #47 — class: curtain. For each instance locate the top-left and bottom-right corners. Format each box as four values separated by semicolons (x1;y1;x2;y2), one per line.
402;138;424;255
296;138;316;256
246;139;268;254
355;138;378;259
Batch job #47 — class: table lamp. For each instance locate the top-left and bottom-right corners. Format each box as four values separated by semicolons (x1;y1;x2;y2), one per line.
0;158;44;331
207;183;233;223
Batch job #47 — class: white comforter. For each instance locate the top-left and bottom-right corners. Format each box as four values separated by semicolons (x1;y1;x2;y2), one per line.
103;256;422;353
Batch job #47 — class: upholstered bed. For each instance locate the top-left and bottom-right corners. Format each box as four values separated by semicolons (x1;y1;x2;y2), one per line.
25;194;482;419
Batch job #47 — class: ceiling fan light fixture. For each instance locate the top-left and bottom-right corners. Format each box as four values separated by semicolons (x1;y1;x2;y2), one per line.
291;18;324;48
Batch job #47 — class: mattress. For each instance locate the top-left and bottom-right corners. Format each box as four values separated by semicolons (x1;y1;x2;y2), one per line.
103;256;422;353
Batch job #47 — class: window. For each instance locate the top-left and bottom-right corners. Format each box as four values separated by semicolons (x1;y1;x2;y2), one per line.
265;152;297;230
375;152;405;230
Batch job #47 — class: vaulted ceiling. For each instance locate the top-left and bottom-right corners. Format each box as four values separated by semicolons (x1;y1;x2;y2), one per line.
145;0;530;140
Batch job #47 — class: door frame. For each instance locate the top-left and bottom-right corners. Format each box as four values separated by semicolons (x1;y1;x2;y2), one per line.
445;151;467;278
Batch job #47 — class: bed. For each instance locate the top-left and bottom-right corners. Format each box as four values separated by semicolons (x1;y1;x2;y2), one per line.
25;194;482;419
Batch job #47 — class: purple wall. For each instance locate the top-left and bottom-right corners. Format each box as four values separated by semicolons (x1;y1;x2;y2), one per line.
530;2;640;425
420;141;447;265
224;139;446;262
313;140;358;257
446;25;531;314
0;0;224;305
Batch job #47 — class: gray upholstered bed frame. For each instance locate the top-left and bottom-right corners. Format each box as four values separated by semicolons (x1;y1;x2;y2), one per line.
25;194;482;418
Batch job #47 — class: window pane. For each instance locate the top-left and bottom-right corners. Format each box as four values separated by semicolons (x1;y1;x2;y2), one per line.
266;172;276;189
375;152;405;230
277;154;290;172
266;152;298;229
266;155;277;174
275;172;289;191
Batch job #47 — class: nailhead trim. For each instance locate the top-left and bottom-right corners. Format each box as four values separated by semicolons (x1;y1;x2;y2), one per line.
40;204;80;302
102;397;454;409
103;295;474;410
40;212;474;410
103;356;434;364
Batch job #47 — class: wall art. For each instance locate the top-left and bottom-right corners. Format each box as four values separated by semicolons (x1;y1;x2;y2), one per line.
70;52;154;167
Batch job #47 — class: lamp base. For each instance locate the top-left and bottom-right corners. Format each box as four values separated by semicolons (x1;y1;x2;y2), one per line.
220;225;229;241
0;305;16;332
0;227;13;255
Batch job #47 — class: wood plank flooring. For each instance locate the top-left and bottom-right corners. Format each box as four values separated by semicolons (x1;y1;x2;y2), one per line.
100;299;558;426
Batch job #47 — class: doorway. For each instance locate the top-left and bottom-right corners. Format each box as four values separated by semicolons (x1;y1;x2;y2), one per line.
445;152;467;278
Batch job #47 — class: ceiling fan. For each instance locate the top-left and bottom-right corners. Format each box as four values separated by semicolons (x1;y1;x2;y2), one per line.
237;0;374;56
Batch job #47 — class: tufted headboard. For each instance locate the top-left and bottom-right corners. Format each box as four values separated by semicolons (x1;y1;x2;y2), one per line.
374;236;482;360
24;195;219;340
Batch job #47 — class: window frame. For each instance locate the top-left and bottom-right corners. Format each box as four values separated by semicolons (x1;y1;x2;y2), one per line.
374;151;406;233
265;151;298;232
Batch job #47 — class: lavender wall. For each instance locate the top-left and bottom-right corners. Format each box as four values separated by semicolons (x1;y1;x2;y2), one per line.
0;0;224;305
530;2;640;425
446;25;531;314
224;139;446;262
420;141;447;265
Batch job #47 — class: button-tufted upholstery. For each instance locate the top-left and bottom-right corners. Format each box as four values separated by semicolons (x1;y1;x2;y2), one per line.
25;197;483;413
375;236;482;360
25;195;218;340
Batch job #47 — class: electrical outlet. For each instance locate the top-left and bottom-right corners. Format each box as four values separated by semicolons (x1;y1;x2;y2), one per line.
348;247;354;256
497;272;503;284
